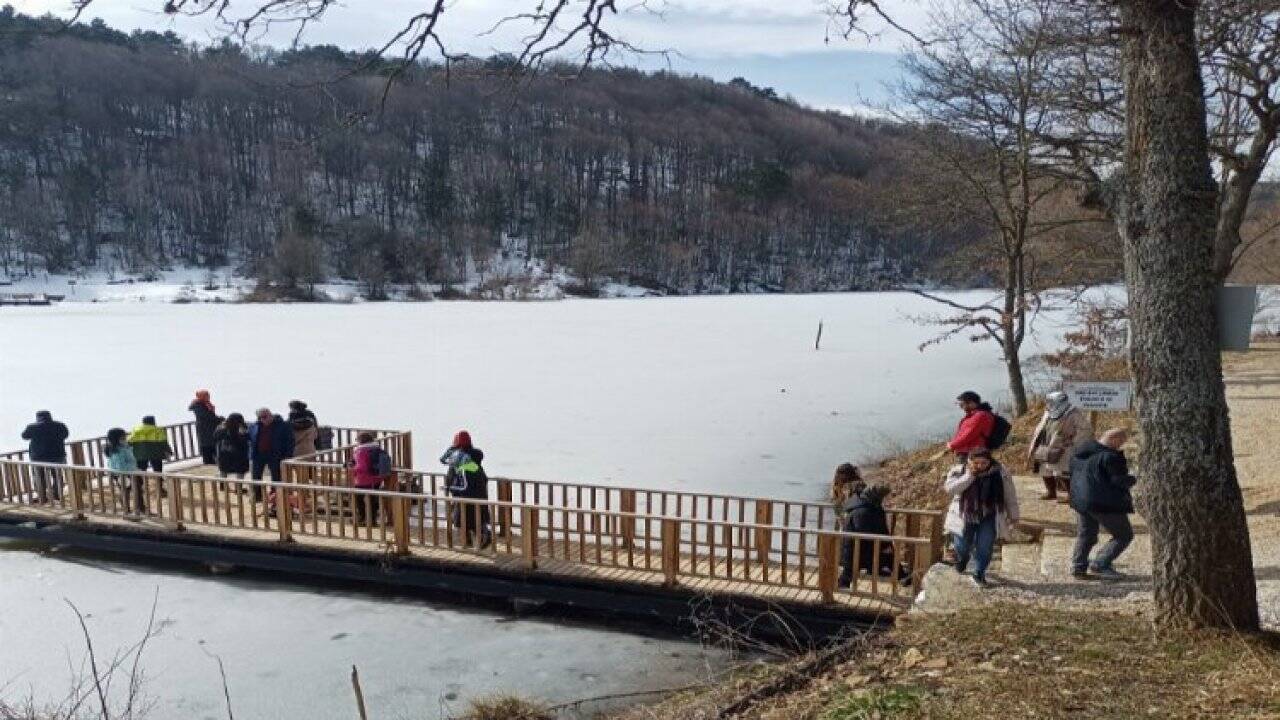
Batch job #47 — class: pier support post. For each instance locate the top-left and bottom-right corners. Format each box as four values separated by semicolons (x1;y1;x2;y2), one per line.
818;534;839;603
521;507;539;570
661;518;681;587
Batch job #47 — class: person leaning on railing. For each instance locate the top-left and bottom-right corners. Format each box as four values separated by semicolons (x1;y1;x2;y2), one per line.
129;416;172;498
441;430;492;549
348;431;390;524
105;427;144;517
21;410;68;503
838;483;913;589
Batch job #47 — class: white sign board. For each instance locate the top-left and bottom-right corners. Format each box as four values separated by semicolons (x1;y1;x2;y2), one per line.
1063;381;1132;411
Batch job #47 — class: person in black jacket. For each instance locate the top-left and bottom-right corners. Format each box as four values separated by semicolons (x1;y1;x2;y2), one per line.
838;484;908;587
21;410;68;503
1069;428;1137;581
189;390;222;464
440;430;491;548
213;413;251;489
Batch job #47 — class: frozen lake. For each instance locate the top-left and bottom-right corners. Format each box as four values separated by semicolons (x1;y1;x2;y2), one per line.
0;293;1069;716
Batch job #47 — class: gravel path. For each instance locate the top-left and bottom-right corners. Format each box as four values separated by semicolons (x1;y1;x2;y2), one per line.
916;343;1280;625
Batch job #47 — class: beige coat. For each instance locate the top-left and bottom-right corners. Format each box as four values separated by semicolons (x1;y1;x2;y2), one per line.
944;464;1021;539
1027;407;1092;478
293;424;318;458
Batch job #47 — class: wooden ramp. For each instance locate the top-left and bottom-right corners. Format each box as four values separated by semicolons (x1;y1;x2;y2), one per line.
0;421;943;629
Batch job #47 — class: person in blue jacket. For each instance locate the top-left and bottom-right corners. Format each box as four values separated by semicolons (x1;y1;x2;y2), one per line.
248;407;294;501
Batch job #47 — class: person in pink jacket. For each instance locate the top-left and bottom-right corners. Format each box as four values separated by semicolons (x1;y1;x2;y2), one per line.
348;432;390;524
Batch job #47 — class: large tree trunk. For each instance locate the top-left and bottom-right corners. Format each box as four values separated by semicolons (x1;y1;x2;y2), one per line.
1118;0;1258;629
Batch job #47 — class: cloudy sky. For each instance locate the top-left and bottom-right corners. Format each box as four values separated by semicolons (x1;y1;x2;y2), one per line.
12;0;925;111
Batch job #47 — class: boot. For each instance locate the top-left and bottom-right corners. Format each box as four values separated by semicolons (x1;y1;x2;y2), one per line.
1056;476;1071;504
1039;476;1057;500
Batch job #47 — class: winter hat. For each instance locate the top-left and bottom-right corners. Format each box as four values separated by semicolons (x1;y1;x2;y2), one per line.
35;410;51;422
452;430;473;449
1046;391;1072;419
142;415;156;425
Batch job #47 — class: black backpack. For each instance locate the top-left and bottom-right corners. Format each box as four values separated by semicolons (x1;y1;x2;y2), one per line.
986;413;1012;450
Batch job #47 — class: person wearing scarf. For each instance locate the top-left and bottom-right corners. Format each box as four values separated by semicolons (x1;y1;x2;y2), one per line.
188;390;222;465
944;449;1020;588
1028;391;1092;501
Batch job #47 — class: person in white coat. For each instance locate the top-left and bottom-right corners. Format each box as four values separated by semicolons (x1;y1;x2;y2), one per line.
944;449;1020;588
1028;391;1093;501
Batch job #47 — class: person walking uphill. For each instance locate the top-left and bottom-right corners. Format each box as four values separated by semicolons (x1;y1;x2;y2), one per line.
22;410;68;503
129;416;172;496
1069;428;1138;581
248;408;294;501
1028;391;1092;501
945;449;1020;588
188;390;222;464
948;391;997;459
441;430;491;548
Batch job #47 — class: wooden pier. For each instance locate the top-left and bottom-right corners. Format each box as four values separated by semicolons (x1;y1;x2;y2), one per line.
0;421;943;631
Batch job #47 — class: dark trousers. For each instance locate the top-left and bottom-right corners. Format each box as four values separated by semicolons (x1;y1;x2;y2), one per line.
451;502;491;546
33;466;63;502
113;474;148;514
354;494;382;525
136;458;165;494
200;444;216;464
1072;510;1134;571
839;539;898;585
251;459;282;500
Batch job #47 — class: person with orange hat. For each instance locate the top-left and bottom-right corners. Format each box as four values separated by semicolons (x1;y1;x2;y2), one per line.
188;390;222;465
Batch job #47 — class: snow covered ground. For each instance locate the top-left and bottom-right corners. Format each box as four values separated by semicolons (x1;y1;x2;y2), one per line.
0;292;1073;500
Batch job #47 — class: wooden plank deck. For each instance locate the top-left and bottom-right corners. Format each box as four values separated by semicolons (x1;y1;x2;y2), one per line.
0;460;910;620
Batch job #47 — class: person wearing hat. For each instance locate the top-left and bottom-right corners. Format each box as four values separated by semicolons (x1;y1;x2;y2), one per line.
21;410;69;503
1028;390;1093;501
440;430;491;548
947;391;996;459
287;400;319;458
188;390;222;465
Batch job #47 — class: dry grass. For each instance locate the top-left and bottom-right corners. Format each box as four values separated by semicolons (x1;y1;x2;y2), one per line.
456;694;553;720
619;604;1280;719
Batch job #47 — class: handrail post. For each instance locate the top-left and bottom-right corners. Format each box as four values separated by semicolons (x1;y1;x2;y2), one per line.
521;506;539;570
913;539;933;591
929;513;944;563
167;475;184;531
496;479;513;535
68;445;87;520
619;489;637;550
276;466;294;543
661;518;681;587
392;491;410;556
401;431;413;469
904;514;921;573
818;533;839;603
754;500;773;568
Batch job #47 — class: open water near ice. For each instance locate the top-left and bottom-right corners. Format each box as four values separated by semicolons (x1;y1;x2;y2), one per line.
0;293;1072;717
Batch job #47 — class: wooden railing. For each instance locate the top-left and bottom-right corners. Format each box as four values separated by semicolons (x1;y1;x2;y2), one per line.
0;459;937;606
280;463;944;563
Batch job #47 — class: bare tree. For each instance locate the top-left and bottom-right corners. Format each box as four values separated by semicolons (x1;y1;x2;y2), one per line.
896;0;1110;417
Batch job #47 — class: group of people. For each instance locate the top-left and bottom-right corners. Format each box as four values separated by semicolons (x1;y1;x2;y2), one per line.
19;394;330;515
831;388;1138;590
19;398;496;541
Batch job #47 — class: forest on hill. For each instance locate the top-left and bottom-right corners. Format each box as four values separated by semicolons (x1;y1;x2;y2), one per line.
0;7;1001;297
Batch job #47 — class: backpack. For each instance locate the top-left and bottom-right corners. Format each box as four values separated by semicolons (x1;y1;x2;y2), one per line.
986;413;1012;450
372;447;393;477
316;426;334;450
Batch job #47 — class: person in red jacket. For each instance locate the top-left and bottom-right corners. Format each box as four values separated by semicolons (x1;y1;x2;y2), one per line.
948;391;996;459
348;431;389;524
